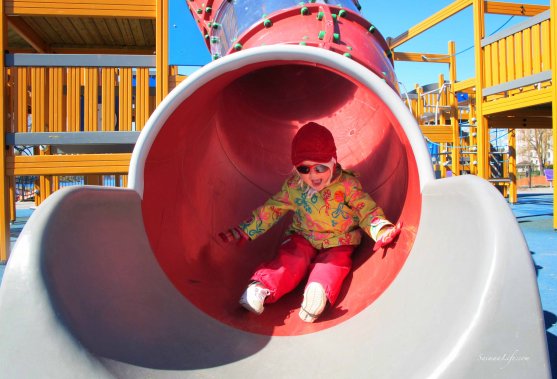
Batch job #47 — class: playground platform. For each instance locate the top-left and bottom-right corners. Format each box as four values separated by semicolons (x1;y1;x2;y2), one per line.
0;187;555;374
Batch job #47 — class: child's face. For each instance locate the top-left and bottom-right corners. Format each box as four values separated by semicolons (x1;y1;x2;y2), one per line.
296;160;332;192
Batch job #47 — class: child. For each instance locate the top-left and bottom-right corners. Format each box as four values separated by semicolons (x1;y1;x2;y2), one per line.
220;122;401;322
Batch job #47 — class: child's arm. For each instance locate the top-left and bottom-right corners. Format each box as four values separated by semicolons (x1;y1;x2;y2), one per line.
345;178;401;248
220;179;295;244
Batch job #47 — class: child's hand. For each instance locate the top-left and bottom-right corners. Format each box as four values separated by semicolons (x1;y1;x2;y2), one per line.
219;227;249;246
373;222;402;252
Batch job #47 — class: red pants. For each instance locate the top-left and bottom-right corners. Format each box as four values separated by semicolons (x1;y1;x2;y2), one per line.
251;234;355;305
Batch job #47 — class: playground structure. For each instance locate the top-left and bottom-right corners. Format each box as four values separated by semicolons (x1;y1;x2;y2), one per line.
0;1;554;262
0;0;551;377
392;1;556;209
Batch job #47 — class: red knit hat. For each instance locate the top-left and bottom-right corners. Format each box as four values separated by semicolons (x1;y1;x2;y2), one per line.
291;122;337;166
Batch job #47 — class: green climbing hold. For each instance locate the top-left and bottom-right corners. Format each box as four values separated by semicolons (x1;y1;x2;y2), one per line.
299;41;307;46
210;36;219;44
369;25;376;33
301;7;309;15
234;43;243;51
205;7;212;13
338;9;347;17
318;30;326;40
333;33;340;42
343;52;352;58
263;19;272;28
317;11;324;20
196;8;202;14
332;14;337;20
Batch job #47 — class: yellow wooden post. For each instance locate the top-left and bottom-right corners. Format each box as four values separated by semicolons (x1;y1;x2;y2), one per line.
448;41;460;176
498;36;507;84
550;1;557;230
49;67;63;193
508;128;517;204
6;68;16;222
437;74;447;177
31;67;46;205
156;0;169;105
135;68;150;130
119;67;133;132
0;2;9;260
415;84;423;121
473;0;489;179
84;67;99;132
82;67;100;185
102;68;116;132
531;23;541;74
541;19;551;73
118;66;133;188
484;43;493;88
66;67;81;132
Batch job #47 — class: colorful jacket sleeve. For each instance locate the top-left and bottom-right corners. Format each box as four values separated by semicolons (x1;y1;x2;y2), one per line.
344;176;393;241
238;179;295;240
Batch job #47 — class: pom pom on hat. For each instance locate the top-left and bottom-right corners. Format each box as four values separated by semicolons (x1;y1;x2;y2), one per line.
291;122;337;166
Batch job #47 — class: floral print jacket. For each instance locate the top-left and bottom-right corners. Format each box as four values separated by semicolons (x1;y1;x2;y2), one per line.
239;170;393;250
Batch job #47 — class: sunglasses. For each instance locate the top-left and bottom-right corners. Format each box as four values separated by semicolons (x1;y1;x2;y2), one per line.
296;164;330;174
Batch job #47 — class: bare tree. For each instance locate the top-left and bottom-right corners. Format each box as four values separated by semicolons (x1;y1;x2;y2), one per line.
517;129;552;172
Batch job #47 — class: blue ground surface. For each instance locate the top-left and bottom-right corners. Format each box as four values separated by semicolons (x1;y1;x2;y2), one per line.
0;190;556;373
508;190;556;374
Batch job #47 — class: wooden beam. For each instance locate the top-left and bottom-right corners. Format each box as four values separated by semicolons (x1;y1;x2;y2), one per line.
389;0;473;48
6;153;132;175
51;47;155;55
5;0;156;19
488;106;552;118
485;1;549;16
393;51;450;63
487;116;552;129
420;125;454;143
482;87;553;115
7;16;49;52
453;77;476;92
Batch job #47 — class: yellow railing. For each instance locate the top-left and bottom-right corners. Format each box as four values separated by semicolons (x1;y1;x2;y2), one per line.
4;57;176;210
482;10;552;109
7;65;156;134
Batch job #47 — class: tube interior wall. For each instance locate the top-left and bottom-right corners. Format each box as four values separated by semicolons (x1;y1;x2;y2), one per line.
141;62;421;335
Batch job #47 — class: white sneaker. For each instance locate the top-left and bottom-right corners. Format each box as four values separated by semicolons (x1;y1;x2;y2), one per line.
239;282;270;315
299;282;327;322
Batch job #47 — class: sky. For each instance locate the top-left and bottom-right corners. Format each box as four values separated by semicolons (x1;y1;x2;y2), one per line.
361;0;550;92
170;0;551;93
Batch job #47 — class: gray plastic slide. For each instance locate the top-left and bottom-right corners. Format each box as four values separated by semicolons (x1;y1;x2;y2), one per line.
0;46;550;377
0;176;550;378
